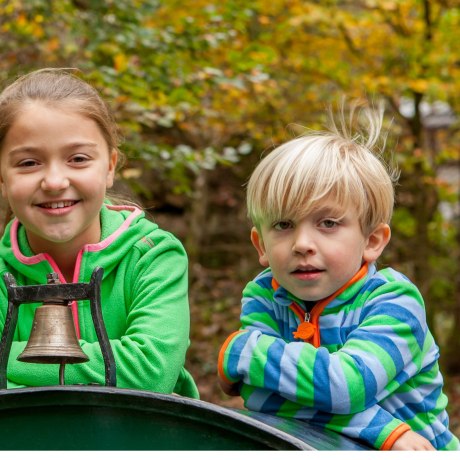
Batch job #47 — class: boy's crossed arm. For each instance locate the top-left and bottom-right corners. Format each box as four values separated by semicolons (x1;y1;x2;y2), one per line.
218;283;436;450
218;329;433;451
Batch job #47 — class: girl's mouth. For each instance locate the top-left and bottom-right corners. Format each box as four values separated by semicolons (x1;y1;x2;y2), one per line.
37;200;78;209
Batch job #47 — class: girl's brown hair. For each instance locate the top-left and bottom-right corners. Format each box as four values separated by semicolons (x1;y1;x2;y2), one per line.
0;68;121;156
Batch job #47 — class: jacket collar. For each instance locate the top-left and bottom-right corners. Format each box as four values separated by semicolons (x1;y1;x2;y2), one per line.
271;263;375;313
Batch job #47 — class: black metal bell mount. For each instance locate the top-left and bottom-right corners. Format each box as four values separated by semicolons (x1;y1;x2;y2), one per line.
0;267;116;389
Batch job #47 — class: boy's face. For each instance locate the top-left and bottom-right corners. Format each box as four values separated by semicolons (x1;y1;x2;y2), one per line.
251;201;390;301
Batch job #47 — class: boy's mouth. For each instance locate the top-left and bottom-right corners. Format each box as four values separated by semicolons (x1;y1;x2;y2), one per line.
291;266;325;281
292;265;323;274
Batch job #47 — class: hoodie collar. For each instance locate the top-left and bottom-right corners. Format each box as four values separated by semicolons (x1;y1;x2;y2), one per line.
272;263;374;313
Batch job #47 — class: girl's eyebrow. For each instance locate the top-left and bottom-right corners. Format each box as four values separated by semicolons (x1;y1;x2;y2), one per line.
7;142;99;156
6;146;39;156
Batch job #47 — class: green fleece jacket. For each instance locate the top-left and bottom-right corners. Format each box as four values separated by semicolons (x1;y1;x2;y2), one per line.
0;204;199;398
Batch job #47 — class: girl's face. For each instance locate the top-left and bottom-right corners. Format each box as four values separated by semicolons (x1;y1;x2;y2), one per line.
0;102;117;255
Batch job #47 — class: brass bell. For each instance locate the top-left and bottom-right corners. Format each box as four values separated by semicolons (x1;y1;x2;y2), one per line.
17;273;89;384
17;303;89;365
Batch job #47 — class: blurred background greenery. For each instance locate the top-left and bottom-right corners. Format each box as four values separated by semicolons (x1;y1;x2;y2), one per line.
1;0;459;434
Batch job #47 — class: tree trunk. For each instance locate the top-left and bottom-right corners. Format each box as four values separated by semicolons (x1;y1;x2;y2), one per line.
184;170;208;281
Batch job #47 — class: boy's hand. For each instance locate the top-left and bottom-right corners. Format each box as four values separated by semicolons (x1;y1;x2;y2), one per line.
391;430;435;450
218;376;241;396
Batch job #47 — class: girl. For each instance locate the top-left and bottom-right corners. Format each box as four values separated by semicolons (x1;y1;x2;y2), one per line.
0;68;199;397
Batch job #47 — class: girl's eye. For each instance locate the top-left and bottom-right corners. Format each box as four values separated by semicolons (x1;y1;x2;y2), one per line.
70;154;90;164
273;221;293;231
18;159;39;168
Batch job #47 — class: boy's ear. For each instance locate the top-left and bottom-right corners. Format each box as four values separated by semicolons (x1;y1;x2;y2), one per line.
363;223;391;264
250;227;269;267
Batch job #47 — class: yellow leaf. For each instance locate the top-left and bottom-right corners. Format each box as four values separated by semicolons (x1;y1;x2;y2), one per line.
408;79;429;93
114;53;128;72
17;13;27;27
46;37;60;52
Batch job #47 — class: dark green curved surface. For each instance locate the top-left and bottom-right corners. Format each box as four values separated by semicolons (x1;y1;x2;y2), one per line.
0;386;368;450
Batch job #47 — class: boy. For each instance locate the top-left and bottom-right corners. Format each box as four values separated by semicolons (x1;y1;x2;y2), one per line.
217;105;459;450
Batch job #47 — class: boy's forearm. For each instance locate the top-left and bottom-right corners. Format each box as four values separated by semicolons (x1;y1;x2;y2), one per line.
239;384;413;450
390;430;436;450
218;374;241;396
220;327;363;413
220;300;426;415
218;320;434;449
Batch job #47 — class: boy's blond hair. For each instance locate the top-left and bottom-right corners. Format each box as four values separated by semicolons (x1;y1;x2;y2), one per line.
247;103;399;236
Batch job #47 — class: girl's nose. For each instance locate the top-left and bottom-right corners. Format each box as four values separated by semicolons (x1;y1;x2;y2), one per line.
292;229;316;255
41;167;70;192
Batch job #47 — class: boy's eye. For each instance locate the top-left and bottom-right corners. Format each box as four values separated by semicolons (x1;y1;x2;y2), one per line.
320;219;339;229
273;221;293;230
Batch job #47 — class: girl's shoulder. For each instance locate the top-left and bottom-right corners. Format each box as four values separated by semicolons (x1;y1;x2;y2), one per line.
93;204;187;263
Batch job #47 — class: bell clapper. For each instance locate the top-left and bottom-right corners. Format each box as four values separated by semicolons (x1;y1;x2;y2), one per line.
59;362;66;385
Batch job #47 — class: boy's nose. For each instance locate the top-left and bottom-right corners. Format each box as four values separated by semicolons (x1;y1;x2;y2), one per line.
292;229;316;255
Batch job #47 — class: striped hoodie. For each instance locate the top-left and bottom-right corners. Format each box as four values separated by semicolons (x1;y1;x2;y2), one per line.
218;263;459;450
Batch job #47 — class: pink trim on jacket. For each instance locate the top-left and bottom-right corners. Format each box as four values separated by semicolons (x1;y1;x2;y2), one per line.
8;204;142;338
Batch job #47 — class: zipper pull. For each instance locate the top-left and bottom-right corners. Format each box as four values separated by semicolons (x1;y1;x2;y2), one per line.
293;311;316;341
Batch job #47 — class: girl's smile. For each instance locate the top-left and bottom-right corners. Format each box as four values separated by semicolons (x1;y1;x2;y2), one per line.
36;200;79;209
35;200;80;217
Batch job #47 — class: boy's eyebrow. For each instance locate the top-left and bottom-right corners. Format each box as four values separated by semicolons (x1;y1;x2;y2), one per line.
317;206;343;214
309;205;346;218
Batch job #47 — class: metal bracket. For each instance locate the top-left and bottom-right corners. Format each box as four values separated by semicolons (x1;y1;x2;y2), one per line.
0;267;116;389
